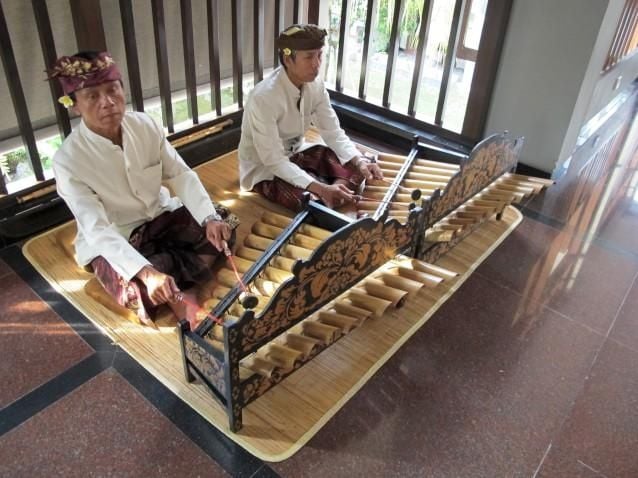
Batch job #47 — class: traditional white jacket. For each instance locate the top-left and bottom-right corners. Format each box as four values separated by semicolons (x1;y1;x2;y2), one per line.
53;112;218;280
238;67;360;191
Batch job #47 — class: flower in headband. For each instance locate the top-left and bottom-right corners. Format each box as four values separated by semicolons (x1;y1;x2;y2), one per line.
47;52;122;96
282;48;292;56
58;95;74;108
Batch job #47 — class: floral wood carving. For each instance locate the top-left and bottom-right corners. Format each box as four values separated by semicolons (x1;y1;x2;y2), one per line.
236;215;416;353
184;337;226;395
425;134;523;224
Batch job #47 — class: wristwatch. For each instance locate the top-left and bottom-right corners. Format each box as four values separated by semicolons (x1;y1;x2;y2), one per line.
354;156;370;169
362;151;377;163
201;212;222;227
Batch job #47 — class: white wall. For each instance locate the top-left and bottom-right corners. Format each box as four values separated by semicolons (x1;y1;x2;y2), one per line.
556;0;630;176
484;0;610;173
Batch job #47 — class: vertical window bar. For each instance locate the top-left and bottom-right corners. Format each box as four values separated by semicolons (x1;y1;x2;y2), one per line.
180;0;198;124
119;0;144;112
231;0;243;107
408;0;434;116
434;0;464;126
293;0;301;23
32;0;71;138
308;0;320;24
358;0;377;100
69;0;106;51
253;0;264;85
335;0;350;93
274;0;284;67
151;0;174;132
461;0;513;140
207;0;222;116
0;2;44;182
382;0;405;108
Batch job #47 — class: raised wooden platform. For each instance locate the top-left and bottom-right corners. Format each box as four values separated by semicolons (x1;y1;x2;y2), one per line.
22;151;522;461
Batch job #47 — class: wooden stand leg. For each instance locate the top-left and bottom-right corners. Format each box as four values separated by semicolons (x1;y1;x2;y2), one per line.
178;319;195;383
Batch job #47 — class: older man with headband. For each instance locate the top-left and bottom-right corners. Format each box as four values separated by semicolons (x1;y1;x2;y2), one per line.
239;24;383;211
50;51;238;328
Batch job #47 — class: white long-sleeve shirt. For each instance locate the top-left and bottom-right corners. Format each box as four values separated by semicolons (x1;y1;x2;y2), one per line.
53;112;218;280
238;67;360;191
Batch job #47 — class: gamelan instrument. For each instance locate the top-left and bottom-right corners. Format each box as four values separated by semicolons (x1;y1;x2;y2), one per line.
178;132;552;431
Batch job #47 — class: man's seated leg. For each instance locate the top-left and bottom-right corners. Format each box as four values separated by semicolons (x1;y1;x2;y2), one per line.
135;206;234;282
90;256;157;326
291;145;364;195
253;177;311;212
136;206;238;327
88;207;238;328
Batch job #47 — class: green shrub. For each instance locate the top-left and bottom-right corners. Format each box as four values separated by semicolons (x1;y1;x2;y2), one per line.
3;148;27;175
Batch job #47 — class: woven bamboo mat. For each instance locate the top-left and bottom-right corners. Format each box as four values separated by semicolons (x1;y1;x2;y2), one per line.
22;150;522;461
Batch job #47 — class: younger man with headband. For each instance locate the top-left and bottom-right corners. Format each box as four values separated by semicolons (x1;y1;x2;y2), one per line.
50;51;238;327
239;24;383;211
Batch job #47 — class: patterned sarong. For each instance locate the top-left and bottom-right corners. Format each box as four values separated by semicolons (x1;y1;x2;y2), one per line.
90;205;238;323
253;145;363;211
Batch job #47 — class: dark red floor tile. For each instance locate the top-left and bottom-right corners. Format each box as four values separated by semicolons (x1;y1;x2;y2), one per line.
474;217;564;293
477;216;638;333
608;276;638;351
543;243;638;333
536;447;609;477
595;197;638;257
0;271;94;409
0;369;228;477
0;257;11;278
523;182;574;224
536;340;638;478
272;274;603;477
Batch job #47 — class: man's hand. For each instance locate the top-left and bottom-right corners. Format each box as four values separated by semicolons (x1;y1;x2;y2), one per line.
307;181;356;208
354;156;384;180
136;265;181;306
205;219;232;251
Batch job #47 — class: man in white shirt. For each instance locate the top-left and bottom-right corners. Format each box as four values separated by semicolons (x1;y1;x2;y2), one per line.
50;51;238;328
239;24;383;211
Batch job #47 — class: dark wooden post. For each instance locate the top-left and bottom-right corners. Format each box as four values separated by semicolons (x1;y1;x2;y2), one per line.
462;0;514;140
231;1;243;107
382;0;405;108
335;0;349;93
308;0;320;24
69;0;106;51
32;0;71;138
119;0;144;112
253;0;264;85
207;0;222;116
434;0;465;126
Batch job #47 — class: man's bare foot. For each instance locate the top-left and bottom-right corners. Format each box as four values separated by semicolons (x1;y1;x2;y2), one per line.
136;309;158;329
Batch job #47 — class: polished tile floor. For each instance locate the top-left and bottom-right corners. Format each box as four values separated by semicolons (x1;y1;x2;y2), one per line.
1;145;637;477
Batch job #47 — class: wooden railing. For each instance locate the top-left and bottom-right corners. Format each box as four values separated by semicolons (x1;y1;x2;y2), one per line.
328;0;512;141
604;0;638;72
0;0;510;209
0;0;303;199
